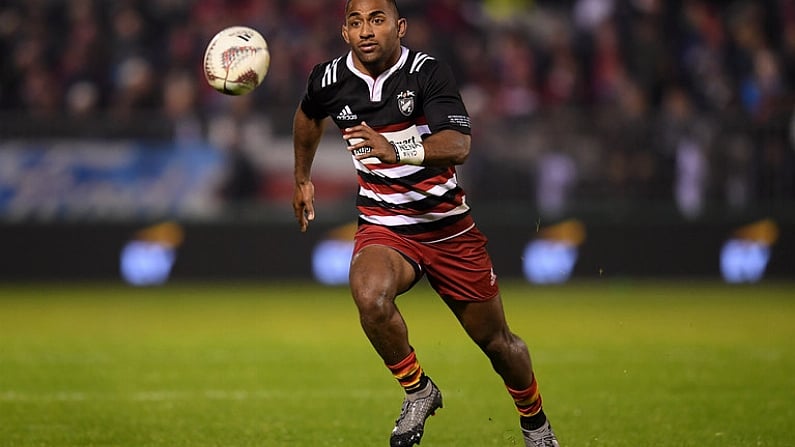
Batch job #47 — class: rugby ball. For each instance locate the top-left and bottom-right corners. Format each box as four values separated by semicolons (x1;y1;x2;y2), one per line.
203;26;270;95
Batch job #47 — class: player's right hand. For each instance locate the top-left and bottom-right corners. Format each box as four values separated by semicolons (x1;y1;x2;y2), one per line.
293;181;316;232
344;121;398;164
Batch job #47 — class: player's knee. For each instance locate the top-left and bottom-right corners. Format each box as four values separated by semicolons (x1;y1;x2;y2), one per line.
481;330;526;358
353;288;395;325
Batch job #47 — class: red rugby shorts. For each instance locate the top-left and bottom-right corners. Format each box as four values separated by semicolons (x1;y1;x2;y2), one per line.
353;224;499;302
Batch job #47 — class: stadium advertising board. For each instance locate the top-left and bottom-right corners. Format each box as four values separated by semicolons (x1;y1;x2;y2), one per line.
0;141;223;221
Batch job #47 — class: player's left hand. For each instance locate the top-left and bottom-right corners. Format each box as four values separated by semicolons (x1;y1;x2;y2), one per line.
344;122;398;163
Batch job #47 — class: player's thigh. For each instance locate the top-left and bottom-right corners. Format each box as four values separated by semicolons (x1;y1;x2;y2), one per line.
349;244;418;302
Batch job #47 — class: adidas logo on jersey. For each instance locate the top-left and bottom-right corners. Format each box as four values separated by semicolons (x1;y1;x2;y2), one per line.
337;105;358;121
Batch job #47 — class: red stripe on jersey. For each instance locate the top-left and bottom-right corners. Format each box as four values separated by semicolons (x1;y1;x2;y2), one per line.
372;116;428;133
360;168;456;195
359;198;463;217
360;214;476;243
340;116;429;135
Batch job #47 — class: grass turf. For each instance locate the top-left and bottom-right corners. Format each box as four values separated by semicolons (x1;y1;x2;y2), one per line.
0;280;793;446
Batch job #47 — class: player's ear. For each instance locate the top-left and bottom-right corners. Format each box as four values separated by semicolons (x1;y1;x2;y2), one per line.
342;24;350;44
397;18;407;38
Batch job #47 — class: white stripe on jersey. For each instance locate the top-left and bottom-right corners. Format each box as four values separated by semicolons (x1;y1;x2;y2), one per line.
357;177;460;205
322;57;342;88
360;204;470;226
410;52;434;74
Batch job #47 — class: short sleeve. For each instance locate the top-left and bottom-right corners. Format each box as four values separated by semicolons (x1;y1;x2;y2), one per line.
420;61;472;135
299;64;329;120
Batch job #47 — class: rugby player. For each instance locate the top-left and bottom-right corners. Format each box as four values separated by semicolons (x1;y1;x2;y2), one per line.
292;1;560;445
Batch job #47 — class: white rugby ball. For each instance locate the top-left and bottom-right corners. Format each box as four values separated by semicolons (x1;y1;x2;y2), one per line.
203;26;270;95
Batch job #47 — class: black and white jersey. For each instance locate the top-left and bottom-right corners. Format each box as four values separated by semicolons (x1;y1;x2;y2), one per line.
300;47;474;242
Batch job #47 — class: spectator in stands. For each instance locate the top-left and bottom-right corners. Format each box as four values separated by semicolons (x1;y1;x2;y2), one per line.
0;0;792;209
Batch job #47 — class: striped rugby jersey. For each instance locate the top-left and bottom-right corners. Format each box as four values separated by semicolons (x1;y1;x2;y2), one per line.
300;47;474;242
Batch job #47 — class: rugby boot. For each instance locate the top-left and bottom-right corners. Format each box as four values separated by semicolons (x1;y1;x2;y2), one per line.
521;419;560;447
389;378;443;447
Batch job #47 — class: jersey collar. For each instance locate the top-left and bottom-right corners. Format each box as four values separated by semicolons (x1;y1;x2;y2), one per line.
345;46;409;85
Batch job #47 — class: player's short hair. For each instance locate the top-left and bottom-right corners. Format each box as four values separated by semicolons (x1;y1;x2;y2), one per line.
345;0;400;16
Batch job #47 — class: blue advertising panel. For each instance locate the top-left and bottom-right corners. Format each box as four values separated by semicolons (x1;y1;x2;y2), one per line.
0;142;224;220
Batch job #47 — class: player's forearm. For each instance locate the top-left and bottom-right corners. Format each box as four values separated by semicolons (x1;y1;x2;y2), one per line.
420;130;470;167
294;144;318;184
293;108;324;183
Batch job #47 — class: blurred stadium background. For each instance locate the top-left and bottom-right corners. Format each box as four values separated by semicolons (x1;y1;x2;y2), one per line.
0;0;793;285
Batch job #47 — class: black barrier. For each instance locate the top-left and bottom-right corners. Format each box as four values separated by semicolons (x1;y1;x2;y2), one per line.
0;219;791;282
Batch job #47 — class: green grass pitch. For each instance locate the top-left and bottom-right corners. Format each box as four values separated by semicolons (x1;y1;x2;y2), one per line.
1;280;793;446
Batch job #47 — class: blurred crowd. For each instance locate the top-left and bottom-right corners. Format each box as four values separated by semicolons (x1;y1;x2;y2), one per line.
1;0;794;218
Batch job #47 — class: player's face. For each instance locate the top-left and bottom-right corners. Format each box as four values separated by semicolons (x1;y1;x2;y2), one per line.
342;0;406;77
